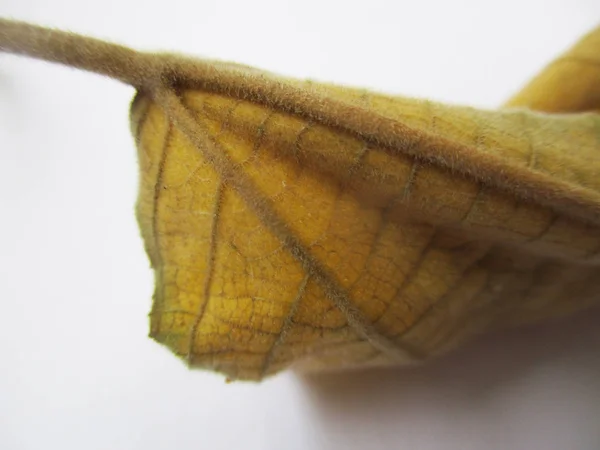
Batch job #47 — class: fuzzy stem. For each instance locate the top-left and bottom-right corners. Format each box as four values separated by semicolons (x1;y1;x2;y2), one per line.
0;18;159;87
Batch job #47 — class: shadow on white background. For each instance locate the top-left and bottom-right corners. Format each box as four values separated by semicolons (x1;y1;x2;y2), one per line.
300;308;600;449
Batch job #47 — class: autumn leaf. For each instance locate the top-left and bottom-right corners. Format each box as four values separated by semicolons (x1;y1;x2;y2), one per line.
1;19;600;381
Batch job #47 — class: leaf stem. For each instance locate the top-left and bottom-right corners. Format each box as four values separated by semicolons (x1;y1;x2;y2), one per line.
0;18;158;87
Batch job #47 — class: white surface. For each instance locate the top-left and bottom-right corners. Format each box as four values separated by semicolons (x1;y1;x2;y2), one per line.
1;1;600;449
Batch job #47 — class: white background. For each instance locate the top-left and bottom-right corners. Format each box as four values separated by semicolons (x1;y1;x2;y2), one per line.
1;1;600;449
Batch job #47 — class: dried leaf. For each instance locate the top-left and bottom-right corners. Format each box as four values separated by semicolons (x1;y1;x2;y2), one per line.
1;19;600;381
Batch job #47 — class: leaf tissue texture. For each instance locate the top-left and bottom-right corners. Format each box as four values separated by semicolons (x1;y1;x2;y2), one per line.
130;26;600;381
1;18;600;381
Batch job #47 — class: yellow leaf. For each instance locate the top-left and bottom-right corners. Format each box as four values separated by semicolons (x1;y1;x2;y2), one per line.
2;19;600;381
